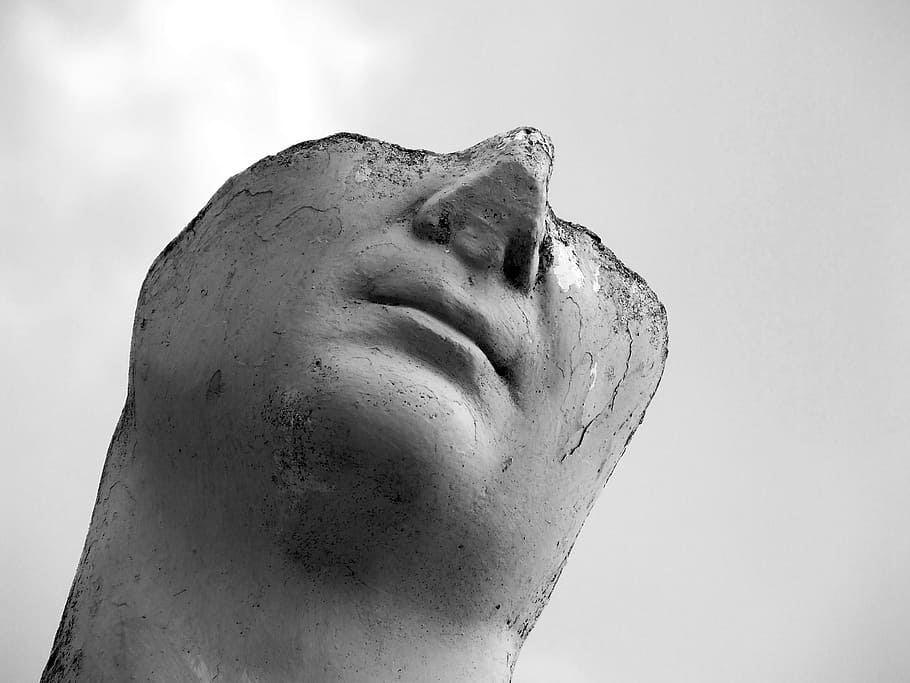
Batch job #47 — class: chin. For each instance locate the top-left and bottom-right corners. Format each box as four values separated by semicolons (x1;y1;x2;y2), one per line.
260;343;511;587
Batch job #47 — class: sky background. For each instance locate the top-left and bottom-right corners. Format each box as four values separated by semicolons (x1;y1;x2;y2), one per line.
2;0;908;681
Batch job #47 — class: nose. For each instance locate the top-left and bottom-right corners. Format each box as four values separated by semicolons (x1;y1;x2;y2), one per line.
412;127;553;291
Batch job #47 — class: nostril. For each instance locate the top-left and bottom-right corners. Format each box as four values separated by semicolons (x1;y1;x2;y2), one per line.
413;207;453;245
436;211;452;242
502;232;539;291
493;361;512;382
535;231;554;286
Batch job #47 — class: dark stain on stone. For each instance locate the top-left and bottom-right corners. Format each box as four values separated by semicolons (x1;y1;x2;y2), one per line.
205;369;223;400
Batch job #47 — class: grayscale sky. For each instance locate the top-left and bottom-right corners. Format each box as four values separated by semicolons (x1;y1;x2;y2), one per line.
2;1;908;681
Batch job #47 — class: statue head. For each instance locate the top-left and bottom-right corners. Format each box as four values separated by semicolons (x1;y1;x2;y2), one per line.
47;128;666;681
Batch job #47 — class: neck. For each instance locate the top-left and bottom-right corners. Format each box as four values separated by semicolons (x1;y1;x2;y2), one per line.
60;564;516;682
44;425;518;682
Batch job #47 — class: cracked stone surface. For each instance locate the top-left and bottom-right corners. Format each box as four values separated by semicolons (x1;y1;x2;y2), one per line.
43;127;667;683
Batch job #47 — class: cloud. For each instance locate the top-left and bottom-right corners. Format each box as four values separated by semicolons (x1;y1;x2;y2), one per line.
1;0;402;376
5;0;398;222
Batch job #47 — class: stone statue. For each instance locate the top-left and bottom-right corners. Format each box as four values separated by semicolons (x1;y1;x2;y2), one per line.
43;128;667;682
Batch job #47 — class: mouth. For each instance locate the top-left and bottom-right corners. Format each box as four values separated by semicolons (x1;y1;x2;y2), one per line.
365;292;514;384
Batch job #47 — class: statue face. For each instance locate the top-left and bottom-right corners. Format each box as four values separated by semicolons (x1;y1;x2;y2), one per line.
133;129;665;633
